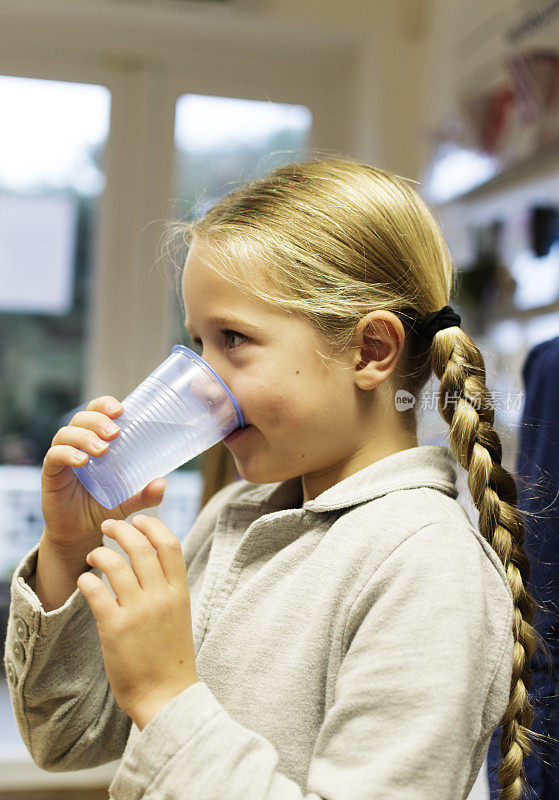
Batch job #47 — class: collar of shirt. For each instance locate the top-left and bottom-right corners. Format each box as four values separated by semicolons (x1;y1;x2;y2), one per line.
234;444;459;514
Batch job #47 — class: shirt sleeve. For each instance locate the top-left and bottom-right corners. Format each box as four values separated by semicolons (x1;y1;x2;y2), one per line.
3;543;131;771
108;522;515;800
3;480;245;773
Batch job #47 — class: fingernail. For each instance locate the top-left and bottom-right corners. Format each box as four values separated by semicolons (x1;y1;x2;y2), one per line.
108;402;121;412
133;515;147;522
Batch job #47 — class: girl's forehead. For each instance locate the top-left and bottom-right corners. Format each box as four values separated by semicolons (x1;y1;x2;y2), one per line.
183;237;268;287
182;274;272;336
183;247;250;296
181;241;322;342
182;248;274;318
182;265;261;320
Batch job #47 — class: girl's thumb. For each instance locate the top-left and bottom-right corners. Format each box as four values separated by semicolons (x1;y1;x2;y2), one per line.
151;477;167;498
118;479;167;519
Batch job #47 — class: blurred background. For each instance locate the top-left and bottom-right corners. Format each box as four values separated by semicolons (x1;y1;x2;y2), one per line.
1;0;559;797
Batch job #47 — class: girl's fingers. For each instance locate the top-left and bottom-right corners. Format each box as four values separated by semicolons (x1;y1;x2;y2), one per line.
85;547;141;605
42;444;90;478
117;478;166;520
49;397;123;477
131;516;187;588
100;519;168;591
111;515;186;588
52;413;120;451
51;427;109;458
86;396;123;416
77;570;120;621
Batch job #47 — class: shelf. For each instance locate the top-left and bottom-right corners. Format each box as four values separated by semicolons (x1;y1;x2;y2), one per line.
460;299;559;326
431;141;559;218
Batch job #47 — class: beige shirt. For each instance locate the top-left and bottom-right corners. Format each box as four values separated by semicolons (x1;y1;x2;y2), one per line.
4;445;514;799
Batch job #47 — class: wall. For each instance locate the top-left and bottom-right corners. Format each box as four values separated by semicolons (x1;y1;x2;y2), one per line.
243;0;435;180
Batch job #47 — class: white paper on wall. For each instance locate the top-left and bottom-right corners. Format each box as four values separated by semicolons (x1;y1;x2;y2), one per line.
0;193;77;315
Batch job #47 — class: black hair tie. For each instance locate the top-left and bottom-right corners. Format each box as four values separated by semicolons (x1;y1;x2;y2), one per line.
419;305;461;341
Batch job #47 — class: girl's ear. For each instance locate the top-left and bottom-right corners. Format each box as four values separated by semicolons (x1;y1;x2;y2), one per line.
352;312;405;391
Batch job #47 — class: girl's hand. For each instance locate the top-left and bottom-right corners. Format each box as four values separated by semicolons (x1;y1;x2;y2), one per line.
77;515;197;729
41;396;167;550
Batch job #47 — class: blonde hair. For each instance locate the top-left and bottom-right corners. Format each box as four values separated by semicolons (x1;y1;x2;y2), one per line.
162;154;549;799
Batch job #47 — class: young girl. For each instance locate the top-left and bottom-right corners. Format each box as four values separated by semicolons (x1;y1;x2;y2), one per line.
4;156;542;800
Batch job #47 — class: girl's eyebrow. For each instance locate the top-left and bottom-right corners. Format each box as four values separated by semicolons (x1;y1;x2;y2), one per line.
183;315;259;337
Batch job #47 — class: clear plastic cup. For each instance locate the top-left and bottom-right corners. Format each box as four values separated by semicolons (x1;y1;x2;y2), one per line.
71;345;245;509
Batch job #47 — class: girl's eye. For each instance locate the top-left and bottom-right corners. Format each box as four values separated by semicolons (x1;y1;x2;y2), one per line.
221;329;248;350
191;339;203;355
191;329;247;353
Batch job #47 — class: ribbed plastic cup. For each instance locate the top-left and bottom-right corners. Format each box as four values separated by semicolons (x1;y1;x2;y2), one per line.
71;345;245;509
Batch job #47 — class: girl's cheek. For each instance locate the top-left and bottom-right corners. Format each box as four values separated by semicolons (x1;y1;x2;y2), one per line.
243;386;283;426
239;372;291;415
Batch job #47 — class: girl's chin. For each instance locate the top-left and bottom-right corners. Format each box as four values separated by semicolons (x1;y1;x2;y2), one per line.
233;457;305;488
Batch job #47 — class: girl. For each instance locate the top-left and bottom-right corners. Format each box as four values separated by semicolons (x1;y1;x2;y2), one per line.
4;156;543;800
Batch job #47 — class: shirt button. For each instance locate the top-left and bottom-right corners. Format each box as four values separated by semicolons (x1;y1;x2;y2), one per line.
6;661;17;688
14;617;29;641
13;640;26;664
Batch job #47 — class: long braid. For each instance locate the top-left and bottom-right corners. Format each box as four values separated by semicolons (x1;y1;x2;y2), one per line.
430;323;539;800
